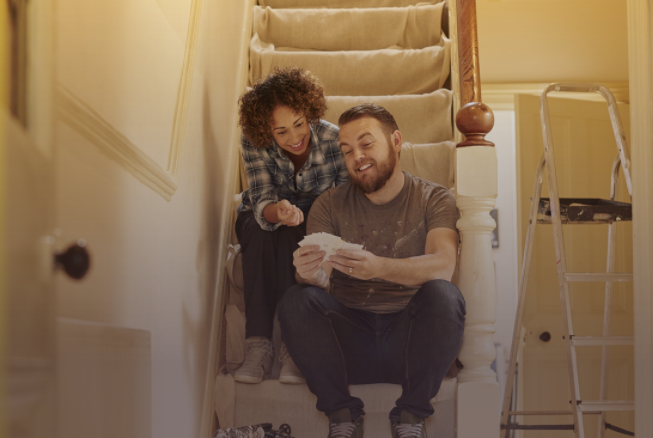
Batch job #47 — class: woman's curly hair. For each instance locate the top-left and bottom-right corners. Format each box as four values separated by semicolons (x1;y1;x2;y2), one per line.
239;67;328;148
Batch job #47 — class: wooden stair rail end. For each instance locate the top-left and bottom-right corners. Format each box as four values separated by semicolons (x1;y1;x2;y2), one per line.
455;0;494;148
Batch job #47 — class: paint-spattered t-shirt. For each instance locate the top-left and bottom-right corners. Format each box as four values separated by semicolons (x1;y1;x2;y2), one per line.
307;172;459;313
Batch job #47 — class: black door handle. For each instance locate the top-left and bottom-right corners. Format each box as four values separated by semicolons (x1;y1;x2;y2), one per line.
55;241;91;280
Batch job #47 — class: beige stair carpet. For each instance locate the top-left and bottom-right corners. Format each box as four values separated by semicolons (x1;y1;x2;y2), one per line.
400;141;455;189
324;89;453;144
259;0;442;9
223;379;456;438
250;34;451;96
253;3;444;51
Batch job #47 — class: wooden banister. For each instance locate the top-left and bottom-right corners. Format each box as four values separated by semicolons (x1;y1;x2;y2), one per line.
455;0;494;148
456;0;482;105
452;1;500;437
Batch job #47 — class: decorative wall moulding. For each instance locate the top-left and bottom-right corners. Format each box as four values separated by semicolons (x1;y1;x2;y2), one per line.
56;83;178;201
55;0;203;201
168;0;203;178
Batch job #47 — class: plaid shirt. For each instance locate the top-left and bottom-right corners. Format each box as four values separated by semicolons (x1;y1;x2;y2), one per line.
238;120;350;231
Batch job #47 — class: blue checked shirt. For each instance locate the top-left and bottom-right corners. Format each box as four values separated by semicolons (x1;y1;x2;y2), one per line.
238;119;350;231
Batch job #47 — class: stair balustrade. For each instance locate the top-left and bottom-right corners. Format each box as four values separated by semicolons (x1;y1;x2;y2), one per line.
451;0;501;437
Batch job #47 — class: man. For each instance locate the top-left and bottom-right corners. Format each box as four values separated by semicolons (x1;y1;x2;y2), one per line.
278;103;465;438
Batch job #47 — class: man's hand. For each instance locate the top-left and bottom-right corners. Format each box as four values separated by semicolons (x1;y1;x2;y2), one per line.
276;200;304;226
327;228;459;286
293;245;328;285
328;249;382;280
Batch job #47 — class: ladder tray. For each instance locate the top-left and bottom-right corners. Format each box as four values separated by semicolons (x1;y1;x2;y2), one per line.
538;198;632;224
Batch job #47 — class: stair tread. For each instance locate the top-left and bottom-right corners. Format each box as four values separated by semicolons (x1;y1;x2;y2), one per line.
325;90;453;144
253;3;444;51
231;379;456;438
250;34;451;96
259;0;442;8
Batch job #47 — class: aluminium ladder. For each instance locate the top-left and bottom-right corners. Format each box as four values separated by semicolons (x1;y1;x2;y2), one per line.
500;83;634;438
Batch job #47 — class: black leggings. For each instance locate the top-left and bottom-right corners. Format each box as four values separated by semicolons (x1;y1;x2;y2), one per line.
235;210;307;339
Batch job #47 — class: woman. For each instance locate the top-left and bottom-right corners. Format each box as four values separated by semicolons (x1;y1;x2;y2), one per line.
235;67;349;384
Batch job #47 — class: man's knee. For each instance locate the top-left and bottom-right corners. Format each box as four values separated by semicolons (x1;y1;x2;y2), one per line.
413;280;466;317
278;284;328;322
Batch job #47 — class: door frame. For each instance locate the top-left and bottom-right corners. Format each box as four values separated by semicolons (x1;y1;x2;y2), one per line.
626;1;653;437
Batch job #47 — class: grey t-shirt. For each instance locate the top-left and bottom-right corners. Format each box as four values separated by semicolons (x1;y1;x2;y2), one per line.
307;171;458;313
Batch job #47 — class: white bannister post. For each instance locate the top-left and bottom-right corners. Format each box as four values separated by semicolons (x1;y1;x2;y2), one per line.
452;0;500;436
454;106;500;438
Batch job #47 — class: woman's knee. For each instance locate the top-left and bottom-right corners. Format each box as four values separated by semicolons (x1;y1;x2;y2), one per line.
277;222;307;244
237;217;276;252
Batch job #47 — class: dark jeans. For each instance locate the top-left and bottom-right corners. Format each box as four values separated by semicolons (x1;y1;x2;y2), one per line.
235;210;307;339
278;280;465;421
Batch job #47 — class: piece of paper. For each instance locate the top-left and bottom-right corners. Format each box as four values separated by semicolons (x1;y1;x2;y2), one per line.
298;232;363;260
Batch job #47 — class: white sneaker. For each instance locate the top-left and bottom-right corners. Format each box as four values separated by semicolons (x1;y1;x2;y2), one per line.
279;342;306;384
234;337;274;384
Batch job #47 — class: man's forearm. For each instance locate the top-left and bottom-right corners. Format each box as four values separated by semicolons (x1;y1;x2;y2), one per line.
375;253;455;286
296;266;330;290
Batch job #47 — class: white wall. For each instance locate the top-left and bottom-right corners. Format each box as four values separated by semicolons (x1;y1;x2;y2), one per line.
477;0;629;84
53;0;250;437
485;111;518;372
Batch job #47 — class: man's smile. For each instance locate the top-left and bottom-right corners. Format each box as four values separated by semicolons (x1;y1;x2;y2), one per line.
357;163;373;173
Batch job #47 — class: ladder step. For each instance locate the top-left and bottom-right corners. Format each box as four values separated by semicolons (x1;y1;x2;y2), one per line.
564;273;633;282
571;336;634;346
501;424;574;431
508;411;572;416
577;400;635;412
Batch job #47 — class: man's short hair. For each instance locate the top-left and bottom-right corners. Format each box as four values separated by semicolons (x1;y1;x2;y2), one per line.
338;103;399;137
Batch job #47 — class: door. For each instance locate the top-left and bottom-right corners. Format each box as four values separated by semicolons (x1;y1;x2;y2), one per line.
515;93;634;437
4;115;57;438
3;0;61;436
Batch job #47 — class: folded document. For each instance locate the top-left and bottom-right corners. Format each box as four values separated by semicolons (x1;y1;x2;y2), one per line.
298;232;364;260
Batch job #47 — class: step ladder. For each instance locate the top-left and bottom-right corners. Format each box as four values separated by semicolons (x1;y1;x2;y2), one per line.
500;83;635;438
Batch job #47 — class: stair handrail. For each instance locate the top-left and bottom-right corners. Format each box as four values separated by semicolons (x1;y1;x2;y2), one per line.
450;0;501;437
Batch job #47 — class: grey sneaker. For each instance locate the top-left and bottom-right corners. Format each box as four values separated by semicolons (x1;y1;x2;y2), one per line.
327;408;364;438
279;342;306;384
390;411;427;438
234;337;274;384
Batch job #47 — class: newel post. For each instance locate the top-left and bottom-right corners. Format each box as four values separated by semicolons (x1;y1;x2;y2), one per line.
453;0;500;437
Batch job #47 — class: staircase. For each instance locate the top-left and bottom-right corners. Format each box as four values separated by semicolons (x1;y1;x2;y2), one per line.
228;1;456;437
215;1;503;437
250;0;454;146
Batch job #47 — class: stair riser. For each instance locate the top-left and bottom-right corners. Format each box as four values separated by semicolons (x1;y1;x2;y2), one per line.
250;35;451;96
253;3;444;51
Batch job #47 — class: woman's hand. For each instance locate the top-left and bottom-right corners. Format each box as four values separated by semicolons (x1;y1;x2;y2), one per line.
276;200;304;226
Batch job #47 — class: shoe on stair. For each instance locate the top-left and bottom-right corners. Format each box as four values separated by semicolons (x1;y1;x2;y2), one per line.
279;342;305;384
234;337;274;384
328;408;364;438
391;410;427;438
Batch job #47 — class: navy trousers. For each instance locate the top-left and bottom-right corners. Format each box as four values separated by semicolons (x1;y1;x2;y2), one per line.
235;210;307;339
278;280;465;421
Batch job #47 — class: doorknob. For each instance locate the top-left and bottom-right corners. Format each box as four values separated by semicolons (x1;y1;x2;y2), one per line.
55;240;91;280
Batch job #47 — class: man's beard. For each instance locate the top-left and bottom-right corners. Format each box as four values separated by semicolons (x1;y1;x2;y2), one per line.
350;141;397;194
